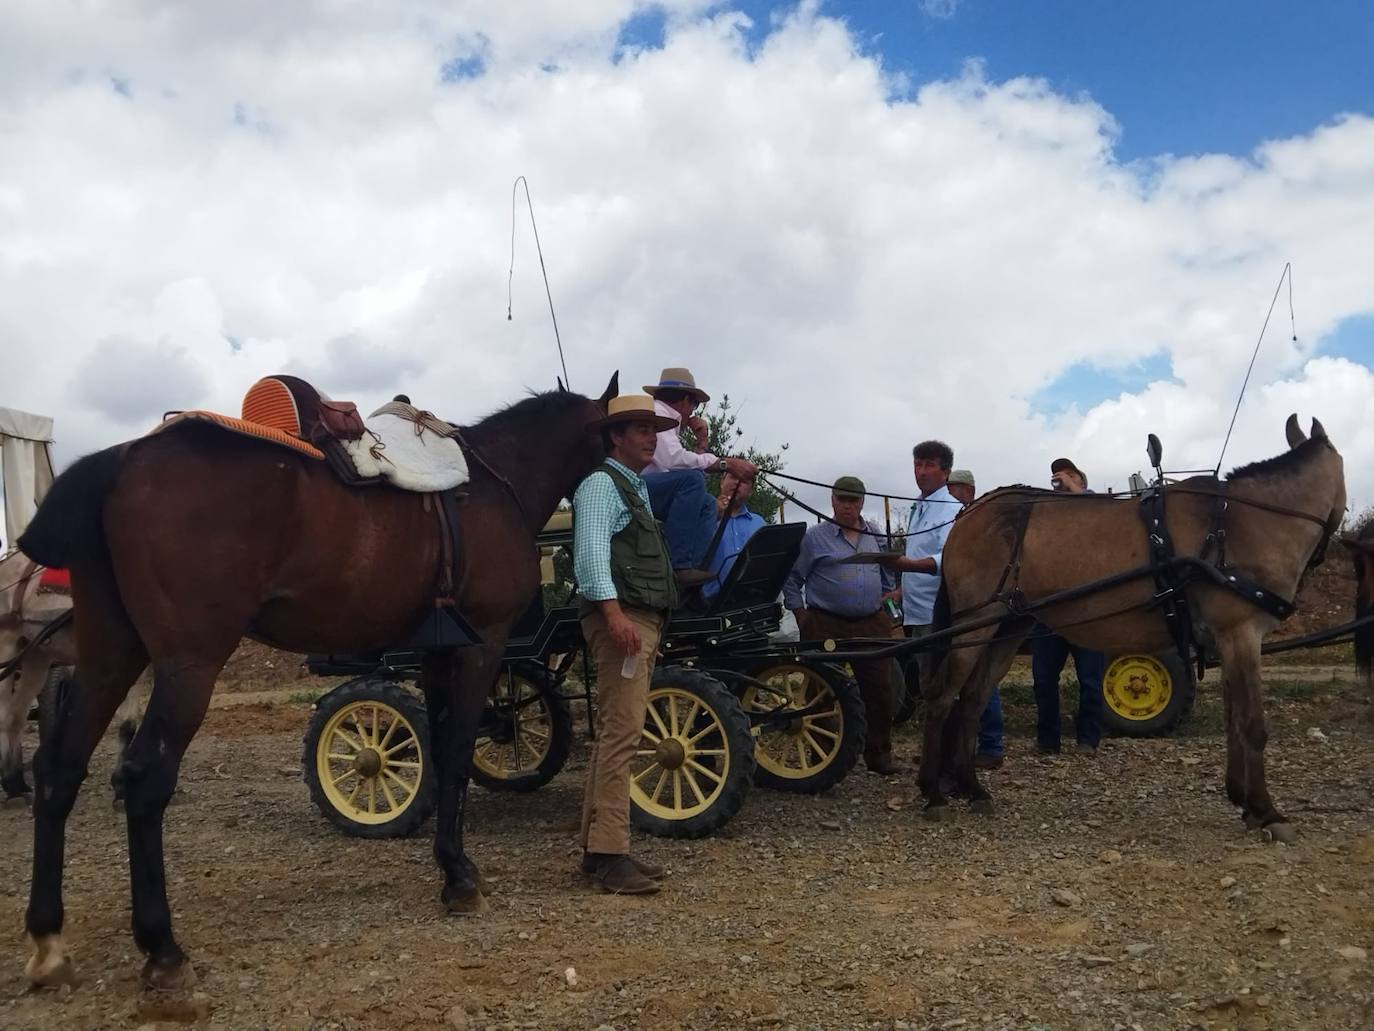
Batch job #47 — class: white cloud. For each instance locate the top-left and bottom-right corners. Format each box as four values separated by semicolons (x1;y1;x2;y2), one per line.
1;0;1371;527
919;0;963;20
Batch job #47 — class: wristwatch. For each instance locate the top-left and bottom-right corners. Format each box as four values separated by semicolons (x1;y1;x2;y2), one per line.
717;457;728;473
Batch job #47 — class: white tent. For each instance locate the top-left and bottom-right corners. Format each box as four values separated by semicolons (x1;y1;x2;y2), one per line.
0;407;55;554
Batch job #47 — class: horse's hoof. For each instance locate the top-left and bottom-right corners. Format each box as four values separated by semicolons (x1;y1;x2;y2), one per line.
1243;812;1263;830
922;804;950;823
141;956;198;991
444;888;488;916
1261;822;1297;845
969;798;995;816
26;945;78;989
2;792;33;811
462;861;489;896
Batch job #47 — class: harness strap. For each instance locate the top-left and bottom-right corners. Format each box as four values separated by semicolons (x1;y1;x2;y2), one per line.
450;426;532;531
0;607;73;682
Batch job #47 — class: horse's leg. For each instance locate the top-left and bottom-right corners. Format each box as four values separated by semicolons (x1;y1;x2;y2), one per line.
918;641;982;818
422;643;506;914
109;675;146;806
1219;667;1251;825
119;650;232;990
952;625;1031;815
1216;627;1293;842
26;619;147;987
1;661;47;800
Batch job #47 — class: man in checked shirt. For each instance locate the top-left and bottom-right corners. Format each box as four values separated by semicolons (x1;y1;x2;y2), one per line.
571;394;681;895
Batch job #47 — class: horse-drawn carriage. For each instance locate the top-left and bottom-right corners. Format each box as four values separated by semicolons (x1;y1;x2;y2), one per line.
300;517;875;839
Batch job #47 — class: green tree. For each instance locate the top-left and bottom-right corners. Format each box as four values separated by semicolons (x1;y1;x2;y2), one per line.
682;394;789;523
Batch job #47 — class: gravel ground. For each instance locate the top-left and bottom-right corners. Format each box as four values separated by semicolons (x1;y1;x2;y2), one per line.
1;673;1371;1031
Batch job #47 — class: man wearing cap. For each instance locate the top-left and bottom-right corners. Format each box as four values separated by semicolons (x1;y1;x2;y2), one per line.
782;476;904;774
946;469;976;507
571;394;681;895
640;367;758;572
1034;457;1106;755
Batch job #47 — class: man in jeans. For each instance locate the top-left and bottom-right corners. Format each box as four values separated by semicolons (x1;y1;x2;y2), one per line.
783;476;904;774
640;367;758;571
1033;457;1106;755
572;394;681;894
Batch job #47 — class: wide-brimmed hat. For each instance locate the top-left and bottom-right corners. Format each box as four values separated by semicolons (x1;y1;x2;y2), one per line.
590;394;679;432
832;475;866;499
947;469;975;488
643;367;710;404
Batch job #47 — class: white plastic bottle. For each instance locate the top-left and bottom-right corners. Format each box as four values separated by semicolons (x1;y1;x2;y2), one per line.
620;653;639;678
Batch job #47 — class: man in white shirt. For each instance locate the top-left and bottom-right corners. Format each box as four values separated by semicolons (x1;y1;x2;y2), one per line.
640;368;757;570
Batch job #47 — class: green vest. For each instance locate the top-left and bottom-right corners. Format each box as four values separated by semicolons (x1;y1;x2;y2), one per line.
579;462;679;616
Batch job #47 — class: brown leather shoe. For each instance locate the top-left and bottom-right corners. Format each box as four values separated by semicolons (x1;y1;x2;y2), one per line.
583;854;661;895
974;753;1004;770
580;852;666;880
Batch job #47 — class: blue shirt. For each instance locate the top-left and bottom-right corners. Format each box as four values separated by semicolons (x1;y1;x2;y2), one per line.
572;458;651;603
783;520;897;619
703;508;767;600
902;485;959;625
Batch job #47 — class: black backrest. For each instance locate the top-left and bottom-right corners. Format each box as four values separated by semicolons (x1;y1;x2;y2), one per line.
705;522;807;612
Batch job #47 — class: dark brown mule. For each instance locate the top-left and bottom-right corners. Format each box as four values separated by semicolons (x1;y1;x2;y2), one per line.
16;375;617;990
919;415;1345;840
1344;519;1374;681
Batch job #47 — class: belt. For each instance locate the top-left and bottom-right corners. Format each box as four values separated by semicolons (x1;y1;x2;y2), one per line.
806;606;883;623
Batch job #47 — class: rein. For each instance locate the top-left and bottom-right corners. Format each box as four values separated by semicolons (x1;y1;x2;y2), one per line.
760;474;959;540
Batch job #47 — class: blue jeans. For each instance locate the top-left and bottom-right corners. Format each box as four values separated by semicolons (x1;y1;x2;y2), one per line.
1032;630;1106;749
642;469;717;570
977;687;1004;759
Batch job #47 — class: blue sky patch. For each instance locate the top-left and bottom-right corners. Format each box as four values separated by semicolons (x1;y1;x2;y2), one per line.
1028;351;1174;415
617;6;668;55
1317;313;1374;364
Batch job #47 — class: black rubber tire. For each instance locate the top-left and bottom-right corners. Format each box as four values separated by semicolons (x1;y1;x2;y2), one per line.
629;665;755;839
471;660;574;793
893;659;920;726
745;662;867;794
1101;651;1197;738
302;677;436;839
36;666;73;745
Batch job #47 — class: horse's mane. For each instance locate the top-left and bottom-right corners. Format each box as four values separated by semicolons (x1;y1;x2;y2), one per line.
1227;437;1329;482
463;389;591;444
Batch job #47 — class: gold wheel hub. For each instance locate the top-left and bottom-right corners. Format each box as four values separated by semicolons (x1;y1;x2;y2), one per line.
354;749;382;777
1104;655;1173;721
655;738;686;770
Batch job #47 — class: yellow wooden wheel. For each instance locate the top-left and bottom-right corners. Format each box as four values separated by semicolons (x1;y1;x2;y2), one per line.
742;662;865;793
314;695;426;828
628;667;755;838
1103;654;1172;722
473;668;556;784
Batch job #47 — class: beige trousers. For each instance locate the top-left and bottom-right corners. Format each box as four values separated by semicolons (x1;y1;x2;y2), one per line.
579;606;665;855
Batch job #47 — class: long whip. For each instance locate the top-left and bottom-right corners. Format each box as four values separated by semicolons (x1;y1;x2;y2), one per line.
507;176;571;389
1215;262;1297;474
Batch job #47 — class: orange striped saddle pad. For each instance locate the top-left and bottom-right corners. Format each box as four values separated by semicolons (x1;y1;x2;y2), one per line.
151;376;339;459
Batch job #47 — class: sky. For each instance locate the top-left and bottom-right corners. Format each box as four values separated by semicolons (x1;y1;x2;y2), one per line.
1;0;1372;533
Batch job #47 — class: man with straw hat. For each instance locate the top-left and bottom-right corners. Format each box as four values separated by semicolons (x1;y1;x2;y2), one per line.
572;394;680;895
640;367;758;572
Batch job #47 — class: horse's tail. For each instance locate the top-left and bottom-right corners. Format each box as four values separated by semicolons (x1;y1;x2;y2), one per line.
18;445;126;571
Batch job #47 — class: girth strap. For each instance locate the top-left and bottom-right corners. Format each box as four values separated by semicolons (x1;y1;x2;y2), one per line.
1139;487;1199;676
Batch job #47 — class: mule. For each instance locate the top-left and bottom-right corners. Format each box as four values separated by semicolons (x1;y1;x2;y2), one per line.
920;415;1345;840
1;553;144;803
16;375;616;990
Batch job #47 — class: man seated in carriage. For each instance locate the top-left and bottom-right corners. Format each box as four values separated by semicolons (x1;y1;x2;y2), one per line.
639;367;758;575
702;467;766;601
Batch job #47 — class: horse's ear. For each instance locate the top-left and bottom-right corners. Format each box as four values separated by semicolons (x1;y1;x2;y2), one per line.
1310;416;1328;441
598;371;619;406
1285;414;1306;448
556;376;567;393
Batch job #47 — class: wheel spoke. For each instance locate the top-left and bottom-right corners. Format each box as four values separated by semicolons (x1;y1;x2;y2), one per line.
689;747;726;757
668;694;680;737
371;705;380;746
367;778;377;814
383;768;415;795
681;699;701;731
377;715;401;752
800;721;840;741
687;721;722;745
384;734;417;757
632;761;662;785
331;727;364;753
648;702;671;739
641;727;662;746
802;729;831;760
672;770;683;811
346;779;364;808
330;768;359;788
651;767;669;803
387;759;422;770
326;752;358;762
682;766;707;806
796;738;812;771
685;759;723;784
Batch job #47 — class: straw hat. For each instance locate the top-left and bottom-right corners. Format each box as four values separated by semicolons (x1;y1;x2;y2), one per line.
643;367;710;404
590;394;679;432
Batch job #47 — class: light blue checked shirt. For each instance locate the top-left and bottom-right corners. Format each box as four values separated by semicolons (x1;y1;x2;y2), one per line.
902;484;959;625
573;459;652;602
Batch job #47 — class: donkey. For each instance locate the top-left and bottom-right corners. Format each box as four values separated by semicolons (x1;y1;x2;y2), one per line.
0;552;143;803
16;376;615;991
919;415;1345;841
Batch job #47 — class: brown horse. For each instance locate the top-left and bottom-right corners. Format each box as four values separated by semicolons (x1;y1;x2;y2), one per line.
16;375;616;990
919;415;1345;839
1344;519;1374;680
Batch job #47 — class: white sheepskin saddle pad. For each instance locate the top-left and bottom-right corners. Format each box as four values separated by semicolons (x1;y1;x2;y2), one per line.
341;402;470;492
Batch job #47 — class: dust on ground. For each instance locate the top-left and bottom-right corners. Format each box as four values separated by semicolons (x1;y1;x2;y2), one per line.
2;655;1372;1030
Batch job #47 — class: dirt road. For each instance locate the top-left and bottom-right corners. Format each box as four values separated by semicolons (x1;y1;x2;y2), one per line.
1;673;1371;1030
